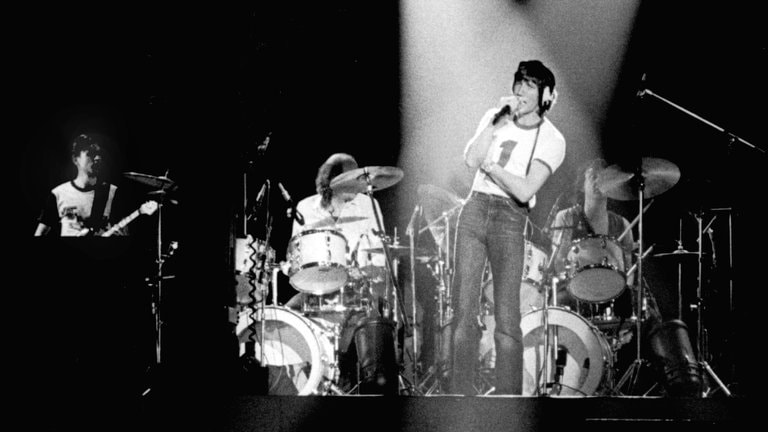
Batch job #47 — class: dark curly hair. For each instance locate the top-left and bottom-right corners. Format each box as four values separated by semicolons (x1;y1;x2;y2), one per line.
315;153;358;208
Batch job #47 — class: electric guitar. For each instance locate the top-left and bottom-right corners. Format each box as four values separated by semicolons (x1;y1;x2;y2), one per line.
77;200;159;237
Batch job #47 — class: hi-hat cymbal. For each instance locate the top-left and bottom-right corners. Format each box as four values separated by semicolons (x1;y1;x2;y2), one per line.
124;172;176;190
597;158;680;200
360;244;432;258
330;166;404;194
654;249;708;259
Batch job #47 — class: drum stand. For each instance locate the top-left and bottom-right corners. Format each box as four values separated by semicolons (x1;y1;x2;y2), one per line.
532;242;564;396
615;168;651;395
414;204;461;394
358;169;417;394
691;210;732;397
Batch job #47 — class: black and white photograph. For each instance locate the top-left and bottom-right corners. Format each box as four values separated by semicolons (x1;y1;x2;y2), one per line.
8;1;764;431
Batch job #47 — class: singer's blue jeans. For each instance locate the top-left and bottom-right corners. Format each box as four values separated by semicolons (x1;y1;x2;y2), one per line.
449;191;525;395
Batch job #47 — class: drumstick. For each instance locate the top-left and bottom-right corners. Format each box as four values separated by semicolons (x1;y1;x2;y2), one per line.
617;199;655;242
625;244;655;278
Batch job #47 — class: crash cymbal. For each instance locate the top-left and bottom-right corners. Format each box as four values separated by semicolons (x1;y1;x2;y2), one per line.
124;172;176;190
597;158;680;200
330;166;404;194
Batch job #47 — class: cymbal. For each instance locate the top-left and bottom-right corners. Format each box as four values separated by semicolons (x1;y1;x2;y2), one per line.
417;184;463;221
653;249;707;258
124;172;176;190
597;158;680;200
360;244;432;258
330;166;404;194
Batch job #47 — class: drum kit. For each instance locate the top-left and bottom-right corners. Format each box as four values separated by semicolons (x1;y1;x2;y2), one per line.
234;165;409;395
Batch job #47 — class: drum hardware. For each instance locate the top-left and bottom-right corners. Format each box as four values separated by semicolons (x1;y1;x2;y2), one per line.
687;209;732;397
637;85;747;396
408;185;465;394
124;170;178;367
599;157;680;396
329;165;414;394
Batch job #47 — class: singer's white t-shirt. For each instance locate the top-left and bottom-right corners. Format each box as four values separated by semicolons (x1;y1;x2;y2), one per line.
464;108;566;208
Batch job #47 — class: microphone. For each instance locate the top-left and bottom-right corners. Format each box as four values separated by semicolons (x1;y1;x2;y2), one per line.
278;182;304;225
277;182;293;204
636;73;647;98
256;132;272;155
491;104;512;126
255;181;268;203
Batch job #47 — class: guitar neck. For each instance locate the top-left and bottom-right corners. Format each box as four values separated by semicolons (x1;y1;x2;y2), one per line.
102;209;141;237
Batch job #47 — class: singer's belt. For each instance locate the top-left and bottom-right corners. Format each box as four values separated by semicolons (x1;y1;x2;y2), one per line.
469;191;529;211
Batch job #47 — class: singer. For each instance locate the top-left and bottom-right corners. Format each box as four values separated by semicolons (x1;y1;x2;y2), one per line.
34;133;130;237
450;60;566;395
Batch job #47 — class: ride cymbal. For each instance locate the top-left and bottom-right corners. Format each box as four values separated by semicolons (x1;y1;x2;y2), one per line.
330;166;404;194
598;158;680;200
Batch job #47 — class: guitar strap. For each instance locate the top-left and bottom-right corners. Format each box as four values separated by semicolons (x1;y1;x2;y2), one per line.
89;182;110;232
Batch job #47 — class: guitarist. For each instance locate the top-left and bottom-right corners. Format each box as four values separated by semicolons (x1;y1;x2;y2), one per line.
34;134;128;237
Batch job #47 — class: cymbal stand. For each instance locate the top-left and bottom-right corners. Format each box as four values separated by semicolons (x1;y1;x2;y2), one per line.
615;167;648;395
358;169;416;394
534;225;562;396
405;204;421;385
416;204;461;393
691;210;732;396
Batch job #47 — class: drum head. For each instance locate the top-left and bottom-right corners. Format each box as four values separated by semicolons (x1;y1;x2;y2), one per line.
520;307;612;396
237;306;332;395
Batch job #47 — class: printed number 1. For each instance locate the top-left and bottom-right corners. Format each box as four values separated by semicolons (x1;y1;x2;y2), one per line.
496;140;518;167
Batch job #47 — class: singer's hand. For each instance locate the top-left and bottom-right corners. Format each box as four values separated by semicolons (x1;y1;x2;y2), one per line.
480;160;497;175
499;95;521;113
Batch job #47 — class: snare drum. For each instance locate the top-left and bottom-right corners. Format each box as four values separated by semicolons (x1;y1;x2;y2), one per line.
236;306;335;395
565;234;626;303
287;229;349;294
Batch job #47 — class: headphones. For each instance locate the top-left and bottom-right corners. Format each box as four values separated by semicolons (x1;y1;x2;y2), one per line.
541;86;558;112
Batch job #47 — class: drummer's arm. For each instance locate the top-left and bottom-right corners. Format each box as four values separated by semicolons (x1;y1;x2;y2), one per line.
621;218;636;287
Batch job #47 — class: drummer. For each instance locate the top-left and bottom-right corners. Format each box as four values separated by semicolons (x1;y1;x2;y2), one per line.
548;158;637;329
550;158;634;281
285;153;394;393
288;152;387;291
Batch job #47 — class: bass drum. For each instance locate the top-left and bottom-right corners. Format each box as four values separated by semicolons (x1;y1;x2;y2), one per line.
520;307;614;396
237;306;334;395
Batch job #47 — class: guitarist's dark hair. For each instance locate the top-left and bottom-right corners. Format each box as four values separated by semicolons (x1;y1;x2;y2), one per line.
71;134;103;158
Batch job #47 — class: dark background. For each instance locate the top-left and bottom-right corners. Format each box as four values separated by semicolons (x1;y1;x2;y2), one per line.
6;1;765;416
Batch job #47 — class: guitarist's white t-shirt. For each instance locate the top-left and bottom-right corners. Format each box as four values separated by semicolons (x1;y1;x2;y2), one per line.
40;181;117;236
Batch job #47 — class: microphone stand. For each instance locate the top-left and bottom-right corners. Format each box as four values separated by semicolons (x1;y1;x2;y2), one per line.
641;88;763;154
405;205;421;386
